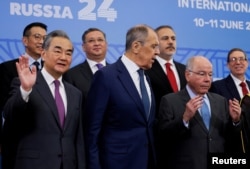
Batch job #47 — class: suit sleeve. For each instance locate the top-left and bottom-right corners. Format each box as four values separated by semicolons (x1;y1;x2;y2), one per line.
158;94;189;138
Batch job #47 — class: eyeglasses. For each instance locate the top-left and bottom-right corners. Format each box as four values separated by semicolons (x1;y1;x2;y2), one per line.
229;57;247;63
188;70;213;78
30;34;46;41
84;38;105;44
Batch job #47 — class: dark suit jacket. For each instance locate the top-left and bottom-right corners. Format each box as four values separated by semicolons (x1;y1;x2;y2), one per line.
85;59;156;169
145;59;186;115
0;59;19;112
64;60;94;103
210;75;250;153
0;59;18;146
210;75;250;101
2;73;86;169
158;89;239;169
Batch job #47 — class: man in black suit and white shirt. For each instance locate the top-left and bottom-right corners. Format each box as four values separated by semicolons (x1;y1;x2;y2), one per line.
210;48;250;153
146;25;186;115
0;22;47;168
145;25;187;168
64;28;109;123
2;30;86;169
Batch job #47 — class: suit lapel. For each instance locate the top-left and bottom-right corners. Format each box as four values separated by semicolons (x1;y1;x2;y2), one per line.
116;60;148;120
151;60;171;88
35;73;63;130
225;75;241;100
63;82;74;130
80;61;94;82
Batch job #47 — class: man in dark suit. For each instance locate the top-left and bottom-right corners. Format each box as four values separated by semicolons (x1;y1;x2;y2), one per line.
0;22;47;112
158;56;242;169
0;22;47;168
2;30;86;169
210;48;250;101
85;24;159;169
145;25;186;169
64;28;108;114
210;48;250;153
146;25;186;115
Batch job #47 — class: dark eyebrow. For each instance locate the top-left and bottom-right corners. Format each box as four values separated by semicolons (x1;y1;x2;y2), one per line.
54;46;73;53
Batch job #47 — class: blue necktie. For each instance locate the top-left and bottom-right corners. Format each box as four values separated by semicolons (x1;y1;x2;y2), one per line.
201;99;210;130
138;69;150;118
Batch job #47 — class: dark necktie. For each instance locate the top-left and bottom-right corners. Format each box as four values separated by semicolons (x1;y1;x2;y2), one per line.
165;63;178;92
138;69;150;118
201;98;210;130
96;63;104;70
240;81;249;96
54;80;65;127
33;61;40;71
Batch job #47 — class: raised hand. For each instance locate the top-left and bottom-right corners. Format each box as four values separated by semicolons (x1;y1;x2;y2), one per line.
16;55;37;91
229;98;241;123
183;95;203;122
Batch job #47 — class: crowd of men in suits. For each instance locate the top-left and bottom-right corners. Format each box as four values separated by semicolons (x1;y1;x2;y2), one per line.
0;22;249;169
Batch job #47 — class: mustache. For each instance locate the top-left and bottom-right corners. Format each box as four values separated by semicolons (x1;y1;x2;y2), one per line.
166;46;175;50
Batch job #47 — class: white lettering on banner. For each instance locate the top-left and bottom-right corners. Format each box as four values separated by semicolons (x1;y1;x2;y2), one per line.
78;0;117;21
9;1;117;22
10;2;73;19
178;0;250;13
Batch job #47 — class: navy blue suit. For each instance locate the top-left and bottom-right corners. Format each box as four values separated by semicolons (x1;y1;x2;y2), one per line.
85;58;156;169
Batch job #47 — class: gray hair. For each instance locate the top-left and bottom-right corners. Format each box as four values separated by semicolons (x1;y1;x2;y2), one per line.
42;30;73;52
125;24;153;51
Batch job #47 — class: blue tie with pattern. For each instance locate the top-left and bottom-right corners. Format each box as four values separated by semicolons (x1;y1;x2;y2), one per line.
138;69;150;118
201;98;210;130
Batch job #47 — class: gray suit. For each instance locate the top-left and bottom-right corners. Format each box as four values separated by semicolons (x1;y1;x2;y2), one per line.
158;88;237;169
2;73;86;169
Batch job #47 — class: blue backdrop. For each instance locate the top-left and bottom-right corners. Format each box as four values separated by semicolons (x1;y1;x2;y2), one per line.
1;0;250;79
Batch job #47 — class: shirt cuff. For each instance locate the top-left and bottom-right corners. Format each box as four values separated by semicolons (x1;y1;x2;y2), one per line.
20;86;32;102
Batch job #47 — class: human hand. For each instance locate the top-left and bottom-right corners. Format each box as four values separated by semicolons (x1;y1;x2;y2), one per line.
16;56;37;91
183;95;203;122
229;98;241;122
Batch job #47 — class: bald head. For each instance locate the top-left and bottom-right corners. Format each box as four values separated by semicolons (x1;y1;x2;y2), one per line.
185;56;213;95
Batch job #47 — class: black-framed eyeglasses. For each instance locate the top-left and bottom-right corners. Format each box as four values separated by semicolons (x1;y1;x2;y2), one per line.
30;33;46;41
229;57;247;63
188;70;213;78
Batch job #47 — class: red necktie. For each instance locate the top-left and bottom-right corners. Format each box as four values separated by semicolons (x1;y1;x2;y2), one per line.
165;63;178;92
240;81;249;96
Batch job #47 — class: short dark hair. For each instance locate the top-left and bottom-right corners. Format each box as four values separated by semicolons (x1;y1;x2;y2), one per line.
81;28;106;43
227;48;247;63
155;25;174;34
23;22;47;37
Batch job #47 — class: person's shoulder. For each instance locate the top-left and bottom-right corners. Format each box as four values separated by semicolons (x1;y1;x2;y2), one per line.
69;61;87;72
173;60;185;67
208;91;226;100
1;58;19;67
64;80;82;94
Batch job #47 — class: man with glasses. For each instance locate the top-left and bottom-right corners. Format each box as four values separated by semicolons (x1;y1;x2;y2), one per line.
0;22;47;169
210;48;250;153
64;27;109;124
158;56;242;169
